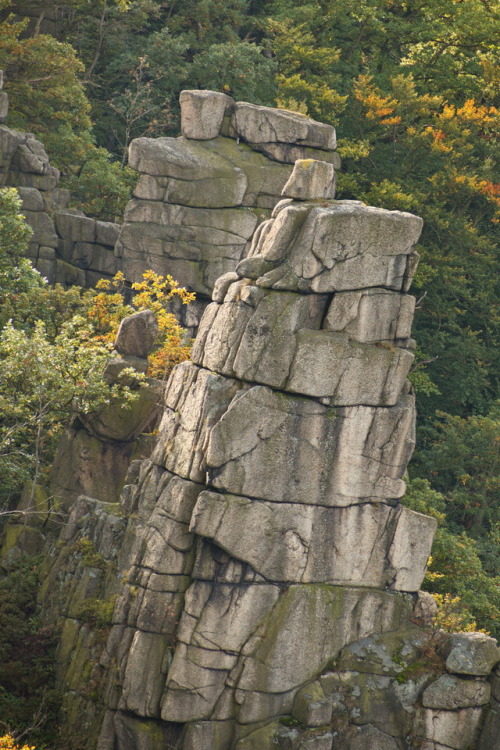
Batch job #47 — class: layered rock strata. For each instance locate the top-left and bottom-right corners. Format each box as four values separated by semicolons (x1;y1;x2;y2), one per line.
0;85;492;746
117;90;341;329
34;166;500;750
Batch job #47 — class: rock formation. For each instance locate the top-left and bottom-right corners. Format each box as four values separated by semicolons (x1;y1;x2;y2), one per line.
0;72;120;287
32;153;500;750
1;84;498;749
117;90;341;330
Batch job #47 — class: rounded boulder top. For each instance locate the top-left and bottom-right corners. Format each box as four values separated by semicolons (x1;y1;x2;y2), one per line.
114;309;159;359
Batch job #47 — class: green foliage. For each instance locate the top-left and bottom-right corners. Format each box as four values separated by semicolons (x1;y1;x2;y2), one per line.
0;316;144;503
51;1;277;155
0;2;135;220
74;596;117;630
63;147;137;221
425;530;500;638
0;191;144;505
187;42;277;103
0;190;33;268
0;556;60;746
403;478;446;525
404;477;500;637
260;0;499;426
412;404;500;570
72;537;107;570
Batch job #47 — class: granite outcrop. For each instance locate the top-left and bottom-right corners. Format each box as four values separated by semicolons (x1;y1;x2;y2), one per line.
32;153;500;750
1;85;498;750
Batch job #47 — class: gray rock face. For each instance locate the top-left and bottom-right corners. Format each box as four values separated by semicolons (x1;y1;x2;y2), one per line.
414;707;484;748
28;93;498;750
114;310;159;358
192;281;414;404
422;674;491;709
281;159;336;200
237;200;423;293
232;102;336;150
190;491;434;590
180;90;234;140
205;387;416;504
122;92;341;326
71;174;445;749
443;633;500;675
0;116;120;286
0;91;8;123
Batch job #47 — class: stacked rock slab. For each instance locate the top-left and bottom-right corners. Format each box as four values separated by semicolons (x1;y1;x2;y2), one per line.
97;176;437;749
36;162;500;750
0;73;120;286
117;90;341;329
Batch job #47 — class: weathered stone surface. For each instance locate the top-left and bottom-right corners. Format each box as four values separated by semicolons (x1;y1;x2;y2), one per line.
324;289;415;343
23;209;58;246
151;362;244;484
443;632;500;676
96;220;120;247
236;585;409;694
128;136;247;193
24;94;459;750
12;137;52;174
413;590;439;627
340;724;400;750
281;159;335;200
160;581;282;721
42;187;71;211
114;310;159;358
232;102;336;150
478;698;500;750
119;630;171;716
0;125;27;168
0;92;8;122
183;720;234;750
191;492;433;591
116;201;262;296
286;329;413;403
326;669;428;739
389;506;436;591
422;674;490;709
17;186;44;211
193;282;413;404
335;628;431;677
292;681;332;726
49;426;150;510
413;707;484;748
249;140;341;168
13;170;58;190
130;136;293;211
56;210;96;243
240;201;423;294
80;379;161;442
212;271;240;302
205;386;415;505
180;90;234;140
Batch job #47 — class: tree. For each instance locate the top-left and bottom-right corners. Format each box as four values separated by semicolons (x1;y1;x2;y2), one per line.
0;1;136;219
412;404;500;566
404;478;500;638
0;190;193;506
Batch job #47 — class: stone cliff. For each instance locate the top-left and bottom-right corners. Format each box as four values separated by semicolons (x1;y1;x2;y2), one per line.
1;88;499;749
37;159;500;748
